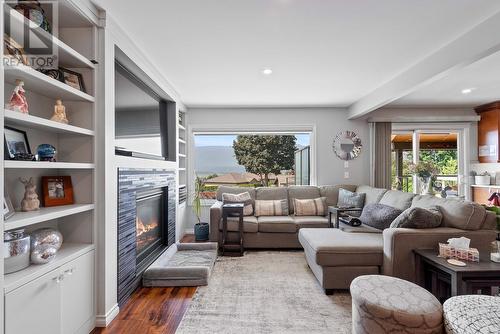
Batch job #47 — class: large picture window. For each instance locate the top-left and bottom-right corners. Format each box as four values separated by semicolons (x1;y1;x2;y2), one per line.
193;133;311;199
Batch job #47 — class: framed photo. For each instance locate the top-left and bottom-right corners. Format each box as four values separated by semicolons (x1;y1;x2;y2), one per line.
59;67;86;93
42;176;74;207
3;194;15;221
4;126;31;160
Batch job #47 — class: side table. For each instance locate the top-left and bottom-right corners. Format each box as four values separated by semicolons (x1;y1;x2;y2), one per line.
414;249;500;302
328;206;363;228
221;203;244;256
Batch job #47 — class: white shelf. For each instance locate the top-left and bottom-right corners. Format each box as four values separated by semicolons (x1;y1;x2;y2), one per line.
178;139;186;144
4;243;95;293
4;6;95;69
470;184;500;188
4;65;95;102
4;204;95;231
178;124;186;131
178;153;186;158
179;184;186;188
4;161;95;169
178;168;186;171
5;109;94;136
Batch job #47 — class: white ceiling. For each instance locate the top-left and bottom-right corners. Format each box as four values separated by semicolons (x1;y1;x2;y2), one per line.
95;0;500;108
390;50;500;107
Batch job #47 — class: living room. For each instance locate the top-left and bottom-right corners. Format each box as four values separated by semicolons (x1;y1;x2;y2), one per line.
2;1;500;333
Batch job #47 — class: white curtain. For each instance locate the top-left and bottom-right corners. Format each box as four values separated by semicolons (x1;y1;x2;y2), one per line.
369;122;392;189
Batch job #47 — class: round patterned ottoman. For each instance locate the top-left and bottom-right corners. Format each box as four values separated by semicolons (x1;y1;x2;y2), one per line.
350;275;443;334
443;295;500;333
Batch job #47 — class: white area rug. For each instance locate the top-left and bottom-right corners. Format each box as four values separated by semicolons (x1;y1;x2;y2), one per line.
176;251;352;334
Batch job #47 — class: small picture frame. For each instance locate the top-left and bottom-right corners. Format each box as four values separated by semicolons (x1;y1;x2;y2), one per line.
59;67;86;93
4;126;31;160
42;176;74;207
3;194;15;221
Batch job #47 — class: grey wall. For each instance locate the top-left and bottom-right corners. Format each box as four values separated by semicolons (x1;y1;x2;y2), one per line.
187;107;370;186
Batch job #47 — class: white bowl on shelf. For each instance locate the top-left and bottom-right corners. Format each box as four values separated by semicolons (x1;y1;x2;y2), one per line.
475;175;491;185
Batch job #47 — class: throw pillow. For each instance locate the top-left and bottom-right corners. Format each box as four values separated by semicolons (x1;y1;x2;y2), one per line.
222;192;253;216
294;197;328;216
359;203;403;230
337;188;366;217
255;199;288;216
390;206;442;229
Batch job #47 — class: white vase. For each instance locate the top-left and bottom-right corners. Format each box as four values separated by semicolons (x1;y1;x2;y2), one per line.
420;177;434;195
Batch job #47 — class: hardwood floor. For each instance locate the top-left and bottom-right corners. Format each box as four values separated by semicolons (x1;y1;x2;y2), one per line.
93;235;198;334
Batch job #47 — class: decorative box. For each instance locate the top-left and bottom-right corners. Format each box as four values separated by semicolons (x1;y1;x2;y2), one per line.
438;243;480;262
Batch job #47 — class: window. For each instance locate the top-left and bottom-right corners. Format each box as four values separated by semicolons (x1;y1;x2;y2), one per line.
194;133;311;199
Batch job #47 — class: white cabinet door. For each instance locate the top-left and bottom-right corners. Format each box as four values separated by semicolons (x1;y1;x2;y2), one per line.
61;250;95;334
5;268;62;334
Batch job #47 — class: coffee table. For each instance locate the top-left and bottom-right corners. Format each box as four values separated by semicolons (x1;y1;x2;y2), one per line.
328;206;363;228
414;249;500;301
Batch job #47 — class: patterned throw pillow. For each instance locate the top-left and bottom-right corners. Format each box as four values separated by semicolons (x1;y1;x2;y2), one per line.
222;192;253;216
338;188;366;217
359;203;402;230
254;199;288;216
390;206;442;229
294;197;328;216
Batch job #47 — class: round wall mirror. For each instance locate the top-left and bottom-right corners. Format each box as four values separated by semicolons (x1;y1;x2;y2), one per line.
332;130;362;160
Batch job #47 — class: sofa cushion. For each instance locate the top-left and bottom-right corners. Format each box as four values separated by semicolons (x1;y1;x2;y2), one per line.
320;185;357;207
222;192;253;216
379;190;415;211
293;216;329;229
338;188;366;217
356;185;387;206
216;186;256;204
255;199;289;216
255;187;288;201
287;185;321;214
359;203;402;230
219;216;258;233
411;195;487;230
293;197;328;216
257;216;296;233
298;228;383;266
390;206;442;229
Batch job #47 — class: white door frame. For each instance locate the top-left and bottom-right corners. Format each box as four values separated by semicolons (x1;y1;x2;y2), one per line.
392;122;471;200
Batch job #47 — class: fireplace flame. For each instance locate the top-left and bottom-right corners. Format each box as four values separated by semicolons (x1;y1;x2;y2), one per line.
136;217;158;237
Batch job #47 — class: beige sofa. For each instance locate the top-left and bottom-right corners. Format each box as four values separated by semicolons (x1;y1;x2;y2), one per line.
209;185;497;294
298;185;497;294
209;185;356;248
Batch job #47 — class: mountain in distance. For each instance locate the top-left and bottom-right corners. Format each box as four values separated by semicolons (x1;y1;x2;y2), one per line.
195;146;245;177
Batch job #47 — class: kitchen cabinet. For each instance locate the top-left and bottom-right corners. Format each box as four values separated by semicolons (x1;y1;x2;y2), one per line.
476;101;500;163
5;250;94;334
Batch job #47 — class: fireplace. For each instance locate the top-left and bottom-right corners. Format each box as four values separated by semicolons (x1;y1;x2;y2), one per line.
135;188;167;270
117;169;176;306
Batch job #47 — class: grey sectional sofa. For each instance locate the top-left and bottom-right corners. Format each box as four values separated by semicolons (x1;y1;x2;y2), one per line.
209;184;498;293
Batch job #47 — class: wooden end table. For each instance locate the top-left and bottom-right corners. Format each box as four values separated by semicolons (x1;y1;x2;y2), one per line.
414;249;500;302
328;206;363;228
221;203;244;256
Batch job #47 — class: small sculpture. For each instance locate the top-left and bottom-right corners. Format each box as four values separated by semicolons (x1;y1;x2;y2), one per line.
19;177;40;212
30;228;63;264
36;144;57;162
50;99;69;124
5;80;29;114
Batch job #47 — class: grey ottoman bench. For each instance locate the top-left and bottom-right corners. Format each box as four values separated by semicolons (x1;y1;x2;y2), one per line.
444;295;500;334
143;242;218;287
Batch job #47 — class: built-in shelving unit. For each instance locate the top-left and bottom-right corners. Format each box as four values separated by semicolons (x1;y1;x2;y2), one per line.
2;1;100;332
178;109;187;205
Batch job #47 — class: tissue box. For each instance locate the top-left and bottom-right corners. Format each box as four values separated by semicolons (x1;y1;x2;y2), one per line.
438;243;480;262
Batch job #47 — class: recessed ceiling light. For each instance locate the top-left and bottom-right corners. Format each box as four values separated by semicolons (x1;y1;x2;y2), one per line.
461;88;476;94
262;68;273;75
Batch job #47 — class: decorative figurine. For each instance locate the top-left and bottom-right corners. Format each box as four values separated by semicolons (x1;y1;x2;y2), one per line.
36;144;57;162
19;177;40;212
30;228;63;264
50;99;69;124
6;80;29;114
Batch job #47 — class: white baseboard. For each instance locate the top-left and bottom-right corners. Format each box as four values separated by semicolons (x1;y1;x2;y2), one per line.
95;303;119;327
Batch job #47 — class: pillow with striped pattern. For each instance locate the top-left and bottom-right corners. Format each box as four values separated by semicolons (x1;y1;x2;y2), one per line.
255;199;289;216
222;192;253;216
293;197;328;216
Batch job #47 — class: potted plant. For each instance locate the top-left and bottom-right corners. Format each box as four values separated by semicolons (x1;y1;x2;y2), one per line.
193;176;209;241
408;161;439;195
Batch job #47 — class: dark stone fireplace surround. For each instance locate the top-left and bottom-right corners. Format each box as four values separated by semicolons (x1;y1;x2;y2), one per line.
117;168;176;306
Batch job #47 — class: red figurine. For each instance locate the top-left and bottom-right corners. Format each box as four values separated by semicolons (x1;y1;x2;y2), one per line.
6;79;29;114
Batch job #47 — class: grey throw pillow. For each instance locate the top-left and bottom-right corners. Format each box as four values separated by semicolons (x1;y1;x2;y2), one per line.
359;203;402;230
338;188;366;217
390;206;442;229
